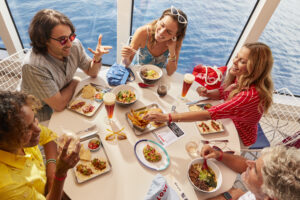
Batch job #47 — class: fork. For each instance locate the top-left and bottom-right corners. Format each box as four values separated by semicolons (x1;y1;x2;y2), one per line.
76;125;97;134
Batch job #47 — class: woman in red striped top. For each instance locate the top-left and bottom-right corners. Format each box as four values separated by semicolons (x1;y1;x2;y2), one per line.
144;42;274;146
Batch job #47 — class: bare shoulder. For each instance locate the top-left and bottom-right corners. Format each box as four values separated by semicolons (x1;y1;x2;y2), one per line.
134;25;148;38
131;25;149;47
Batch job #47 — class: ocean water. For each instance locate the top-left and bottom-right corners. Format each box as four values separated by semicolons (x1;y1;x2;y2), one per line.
1;0;300;95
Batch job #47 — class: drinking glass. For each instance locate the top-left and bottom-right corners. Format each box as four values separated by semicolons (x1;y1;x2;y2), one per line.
181;73;195;99
103;92;116;124
185;141;199;158
157;79;168;97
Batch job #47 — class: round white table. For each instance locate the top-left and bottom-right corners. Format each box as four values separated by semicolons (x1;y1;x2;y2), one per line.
48;66;241;200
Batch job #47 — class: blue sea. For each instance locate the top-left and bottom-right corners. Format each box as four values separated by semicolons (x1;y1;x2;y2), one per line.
2;0;300;95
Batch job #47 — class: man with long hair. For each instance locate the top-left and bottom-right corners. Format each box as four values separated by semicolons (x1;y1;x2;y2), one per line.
21;9;112;121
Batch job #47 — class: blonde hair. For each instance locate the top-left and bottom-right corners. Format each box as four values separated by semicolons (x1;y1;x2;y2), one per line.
148;8;187;48
261;145;300;200
224;42;274;113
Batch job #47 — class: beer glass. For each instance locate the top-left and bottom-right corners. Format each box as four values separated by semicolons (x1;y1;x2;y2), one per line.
103;92;116;123
181;73;195;99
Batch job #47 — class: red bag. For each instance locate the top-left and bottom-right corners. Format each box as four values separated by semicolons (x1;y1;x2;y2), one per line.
192;64;227;90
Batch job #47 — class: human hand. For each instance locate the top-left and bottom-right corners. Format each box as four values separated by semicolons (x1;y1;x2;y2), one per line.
121;46;136;58
143;112;168;123
55;138;81;177
196;86;208;97
88;34;112;61
166;38;177;56
200;144;221;159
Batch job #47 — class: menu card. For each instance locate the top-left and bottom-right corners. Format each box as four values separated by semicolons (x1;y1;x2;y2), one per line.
153;123;185;147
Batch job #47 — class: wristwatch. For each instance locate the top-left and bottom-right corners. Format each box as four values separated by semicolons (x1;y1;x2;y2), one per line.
223;192;232;200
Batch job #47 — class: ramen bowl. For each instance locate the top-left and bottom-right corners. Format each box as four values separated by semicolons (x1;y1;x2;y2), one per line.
139;64;163;84
187;158;222;193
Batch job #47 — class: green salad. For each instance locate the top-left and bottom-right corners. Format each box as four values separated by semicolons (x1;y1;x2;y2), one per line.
116;90;136;103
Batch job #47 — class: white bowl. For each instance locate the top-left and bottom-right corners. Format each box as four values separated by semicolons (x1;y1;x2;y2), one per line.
111;85;139;106
187;158;222;193
139;64;163;84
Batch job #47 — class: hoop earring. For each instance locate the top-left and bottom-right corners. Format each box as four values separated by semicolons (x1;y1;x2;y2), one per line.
172;36;177;42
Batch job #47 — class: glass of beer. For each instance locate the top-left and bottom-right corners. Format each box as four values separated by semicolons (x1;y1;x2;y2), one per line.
103;92;116;123
181;73;195;98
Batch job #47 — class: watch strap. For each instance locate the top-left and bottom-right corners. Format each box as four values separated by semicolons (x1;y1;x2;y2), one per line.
223;192;232;200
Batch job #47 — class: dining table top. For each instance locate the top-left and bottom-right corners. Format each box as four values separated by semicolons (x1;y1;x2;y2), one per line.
48;65;241;200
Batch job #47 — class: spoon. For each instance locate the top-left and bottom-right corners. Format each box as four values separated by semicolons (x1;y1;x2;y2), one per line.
202;158;209;171
138;82;154;88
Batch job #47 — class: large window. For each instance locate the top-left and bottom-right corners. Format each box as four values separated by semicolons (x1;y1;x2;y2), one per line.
131;0;257;74
259;0;300;96
5;0;117;65
0;37;4;49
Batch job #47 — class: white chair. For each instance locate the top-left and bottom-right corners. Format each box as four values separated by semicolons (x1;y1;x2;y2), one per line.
0;48;29;91
241;88;300;156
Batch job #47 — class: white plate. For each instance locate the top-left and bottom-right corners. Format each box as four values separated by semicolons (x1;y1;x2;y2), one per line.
196;120;224;135
134;139;170;171
111;84;139;105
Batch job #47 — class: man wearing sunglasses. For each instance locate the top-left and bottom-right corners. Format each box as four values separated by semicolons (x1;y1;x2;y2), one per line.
21;9;112;122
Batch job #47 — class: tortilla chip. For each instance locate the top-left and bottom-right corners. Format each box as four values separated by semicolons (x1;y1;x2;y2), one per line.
79;144;91;161
81;84;96;99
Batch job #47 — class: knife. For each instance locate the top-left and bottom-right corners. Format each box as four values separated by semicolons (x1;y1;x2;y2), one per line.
186;97;209;105
200;139;229;144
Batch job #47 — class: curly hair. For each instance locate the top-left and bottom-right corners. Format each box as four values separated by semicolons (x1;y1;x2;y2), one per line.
29;9;75;54
261;145;300;200
148;7;188;48
224;42;274;113
0;91;41;151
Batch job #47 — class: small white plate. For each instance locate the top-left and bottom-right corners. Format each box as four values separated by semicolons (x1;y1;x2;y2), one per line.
134;139;170;171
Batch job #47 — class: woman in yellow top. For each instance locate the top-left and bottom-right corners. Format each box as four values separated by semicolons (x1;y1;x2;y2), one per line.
121;6;188;75
0;91;80;200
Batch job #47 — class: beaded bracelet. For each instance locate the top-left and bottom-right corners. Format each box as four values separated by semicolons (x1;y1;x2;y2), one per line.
46;158;56;165
168;55;176;62
93;57;102;63
216;150;223;161
54;174;67;181
212;146;223;161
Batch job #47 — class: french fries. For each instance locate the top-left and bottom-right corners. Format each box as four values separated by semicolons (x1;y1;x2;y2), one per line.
127;109;150;129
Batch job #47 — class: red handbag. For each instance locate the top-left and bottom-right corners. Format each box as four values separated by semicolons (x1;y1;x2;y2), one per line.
192;64;227;90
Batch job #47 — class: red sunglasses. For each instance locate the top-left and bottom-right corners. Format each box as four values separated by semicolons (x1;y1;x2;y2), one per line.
50;33;76;45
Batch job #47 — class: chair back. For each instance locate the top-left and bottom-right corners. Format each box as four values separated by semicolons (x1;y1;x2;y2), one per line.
0;49;29;91
259;88;300;147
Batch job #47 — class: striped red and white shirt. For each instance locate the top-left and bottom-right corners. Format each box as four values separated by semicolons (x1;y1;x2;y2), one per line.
208;84;262;146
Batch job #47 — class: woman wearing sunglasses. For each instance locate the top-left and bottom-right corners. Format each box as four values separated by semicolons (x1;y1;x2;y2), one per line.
144;42;274;147
121;6;188;76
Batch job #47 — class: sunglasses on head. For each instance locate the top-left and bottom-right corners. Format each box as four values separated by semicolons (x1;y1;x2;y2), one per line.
50;33;76;45
170;6;187;25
